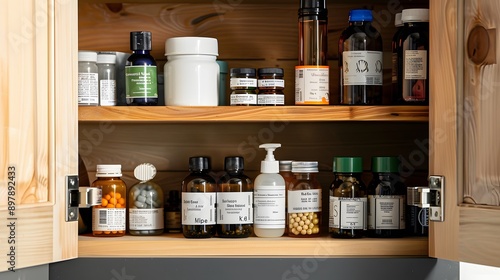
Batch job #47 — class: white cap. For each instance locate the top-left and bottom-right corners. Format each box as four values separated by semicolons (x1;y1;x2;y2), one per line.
134;163;156;182
260;143;281;173
395;13;403;27
96;164;122;177
402;9;429;22
97;53;116;64
78;51;98;62
165;37;218;56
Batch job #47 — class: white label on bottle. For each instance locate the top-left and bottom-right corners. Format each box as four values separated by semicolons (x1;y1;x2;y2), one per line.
92;208;126;231
129;208;164;230
99;79;117;106
78;73;99;105
230;78;257;87
404;50;427;80
342;51;383;86
181;192;216;225
287;189;322;213
258;94;285;105
368;195;405;230
217;192;253;224
329;197;367;230
295;66;329;105
258;79;285;88
230;94;257;105
254;185;286;229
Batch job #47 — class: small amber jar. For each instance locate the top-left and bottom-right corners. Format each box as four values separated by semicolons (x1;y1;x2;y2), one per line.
92;164;127;237
257;68;285;106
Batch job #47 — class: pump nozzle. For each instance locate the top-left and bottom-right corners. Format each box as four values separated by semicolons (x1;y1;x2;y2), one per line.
259;143;281;173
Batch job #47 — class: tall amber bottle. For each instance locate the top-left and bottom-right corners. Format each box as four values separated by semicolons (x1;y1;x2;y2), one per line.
92;164;127;237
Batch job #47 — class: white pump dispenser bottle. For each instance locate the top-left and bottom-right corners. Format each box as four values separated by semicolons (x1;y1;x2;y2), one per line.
253;143;286;237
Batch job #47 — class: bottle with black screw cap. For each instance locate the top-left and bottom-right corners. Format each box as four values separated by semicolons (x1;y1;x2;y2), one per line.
229;68;257;106
181;156;217;238
125;31;158;106
217;156;254;238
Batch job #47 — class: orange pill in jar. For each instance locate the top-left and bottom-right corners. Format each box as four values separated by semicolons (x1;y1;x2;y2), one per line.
101;199;108;207
118;198;125;205
106;204;115;208
109;197;117;205
104;231;111;234
115;193;122;200
109;192;115;198
104;194;111;201
116;203;122;208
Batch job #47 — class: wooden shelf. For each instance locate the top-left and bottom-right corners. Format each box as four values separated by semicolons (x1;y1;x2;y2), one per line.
78;106;428;123
78;234;428;258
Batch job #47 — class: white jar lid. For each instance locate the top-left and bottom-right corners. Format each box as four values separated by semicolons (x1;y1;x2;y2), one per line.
395;13;403;27
402;8;429;22
165;37;218;56
97;53;116;64
134;163;157;182
96;164;122;177
78;51;98;62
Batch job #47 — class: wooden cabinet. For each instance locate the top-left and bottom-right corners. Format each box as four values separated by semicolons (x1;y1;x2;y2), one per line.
2;0;499;273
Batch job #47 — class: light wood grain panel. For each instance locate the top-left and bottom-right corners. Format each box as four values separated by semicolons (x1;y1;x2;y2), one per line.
428;0;460;261
78;234;428;257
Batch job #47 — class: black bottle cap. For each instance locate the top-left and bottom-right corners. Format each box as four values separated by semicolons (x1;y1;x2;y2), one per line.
299;0;327;19
189;156;211;172
230;68;256;77
258;68;284;76
130;31;152;51
224;156;244;172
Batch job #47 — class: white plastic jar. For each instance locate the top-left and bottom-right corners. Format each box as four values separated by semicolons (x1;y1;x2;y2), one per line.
164;37;219;106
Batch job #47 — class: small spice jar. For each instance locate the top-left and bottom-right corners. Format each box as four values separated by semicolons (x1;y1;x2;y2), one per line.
257;68;285;106
230;68;257;106
287;161;322;237
91;164;127;237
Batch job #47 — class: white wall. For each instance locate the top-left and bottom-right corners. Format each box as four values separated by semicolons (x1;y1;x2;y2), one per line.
460;262;500;280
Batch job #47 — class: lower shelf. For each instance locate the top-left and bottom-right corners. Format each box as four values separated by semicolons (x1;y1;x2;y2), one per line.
78;234;428;258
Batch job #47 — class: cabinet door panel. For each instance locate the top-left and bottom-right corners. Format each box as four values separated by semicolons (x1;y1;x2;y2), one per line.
0;0;78;272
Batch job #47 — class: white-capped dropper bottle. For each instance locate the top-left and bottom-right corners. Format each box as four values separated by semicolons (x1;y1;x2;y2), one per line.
253;143;286;237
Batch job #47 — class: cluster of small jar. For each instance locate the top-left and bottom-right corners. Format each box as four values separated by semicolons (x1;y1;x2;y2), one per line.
288;212;320;235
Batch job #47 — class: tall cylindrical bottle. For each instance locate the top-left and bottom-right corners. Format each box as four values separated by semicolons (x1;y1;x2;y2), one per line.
78;51;99;106
329;157;366;238
287;161;322;237
398;9;429;104
164;190;182;233
339;9;383;105
391;13;404;104
217;156;253;238
181;157;217;238
295;0;329;105
97;53;117;106
126;31;158;106
92;164;127;237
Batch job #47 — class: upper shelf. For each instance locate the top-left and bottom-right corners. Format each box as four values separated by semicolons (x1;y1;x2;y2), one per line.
78;106;429;123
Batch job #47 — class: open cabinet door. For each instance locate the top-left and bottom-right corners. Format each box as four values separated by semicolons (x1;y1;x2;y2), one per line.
0;0;78;272
430;0;500;268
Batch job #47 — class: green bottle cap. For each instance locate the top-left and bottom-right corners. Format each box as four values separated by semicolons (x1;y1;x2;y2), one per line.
332;157;363;173
371;156;400;173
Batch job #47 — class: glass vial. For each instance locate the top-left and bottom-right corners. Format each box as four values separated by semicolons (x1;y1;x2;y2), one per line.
164;190;182;233
398;9;429;104
339;9;383;105
391;13;404;104
367;157;406;238
287;161;322;237
230;68;257;106
78;51;99;106
126;31;158;106
128;163;164;236
257;68;285;106
217;156;253;238
92;164;127;237
181;156;217;238
329;157;366;238
97;53;117;106
295;0;329;105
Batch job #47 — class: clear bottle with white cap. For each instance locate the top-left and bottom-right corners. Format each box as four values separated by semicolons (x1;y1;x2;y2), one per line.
97;53;117;106
164;37;219;106
253;143;286;237
78;51;99;106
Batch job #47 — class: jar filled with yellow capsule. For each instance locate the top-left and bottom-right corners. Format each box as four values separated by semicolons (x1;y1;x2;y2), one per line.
287;161;322;237
92;164;127;237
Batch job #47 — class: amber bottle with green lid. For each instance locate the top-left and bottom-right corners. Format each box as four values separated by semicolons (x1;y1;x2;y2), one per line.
329;157;366;238
128;163;164;236
181;156;217;238
217;156;253;238
287;161;322;237
367;157;406;238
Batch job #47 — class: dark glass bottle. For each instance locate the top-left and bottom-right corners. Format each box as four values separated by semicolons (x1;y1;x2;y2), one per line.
329;157;366;238
339;9;383;105
126;31;158;106
230;68;257;106
181;157;217;238
391;13;404;104
398;9;429;105
257;68;285;106
367;157;406;238
217;156;253;238
164;190;182;233
407;188;429;236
